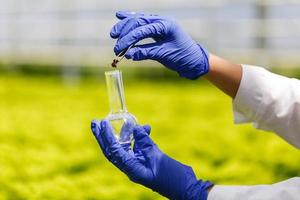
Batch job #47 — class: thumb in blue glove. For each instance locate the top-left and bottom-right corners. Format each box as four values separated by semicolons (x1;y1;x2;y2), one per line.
91;119;213;200
110;11;210;80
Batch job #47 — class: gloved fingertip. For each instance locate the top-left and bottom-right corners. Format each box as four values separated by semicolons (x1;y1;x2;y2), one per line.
110;30;119;39
115;11;126;18
125;47;143;61
116;11;136;19
133;125;143;134
124;53;131;59
124;120;133;126
101;119;109;130
133;125;149;141
91;120;101;136
113;45;120;56
110;23;122;39
124;49;134;59
91;119;99;128
142;125;151;135
132;126;138;134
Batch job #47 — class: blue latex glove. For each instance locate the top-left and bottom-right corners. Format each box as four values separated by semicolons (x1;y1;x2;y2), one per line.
110;11;210;80
91;119;213;200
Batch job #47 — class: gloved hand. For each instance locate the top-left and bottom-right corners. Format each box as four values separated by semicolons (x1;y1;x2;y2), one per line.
91;119;213;200
110;11;210;80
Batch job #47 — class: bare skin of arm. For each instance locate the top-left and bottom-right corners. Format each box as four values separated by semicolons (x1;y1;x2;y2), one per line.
204;54;243;98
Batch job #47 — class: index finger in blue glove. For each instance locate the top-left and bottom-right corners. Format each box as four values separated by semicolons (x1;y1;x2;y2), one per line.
91;120;110;158
114;22;166;55
142;125;151;135
116;11;144;20
133;124;151;156
110;17;131;39
133;125;155;152
112;13;164;40
125;43;160;61
118;17;153;39
110;16;150;40
119;120;134;144
101;120;135;169
111;11;142;39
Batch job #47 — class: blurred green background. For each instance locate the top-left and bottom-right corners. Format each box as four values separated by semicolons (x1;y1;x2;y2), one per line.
1;1;300;199
0;66;300;200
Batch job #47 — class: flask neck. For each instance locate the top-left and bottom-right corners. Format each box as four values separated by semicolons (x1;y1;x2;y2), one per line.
105;70;127;114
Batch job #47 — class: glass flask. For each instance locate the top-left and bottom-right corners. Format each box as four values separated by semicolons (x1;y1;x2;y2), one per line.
105;70;137;145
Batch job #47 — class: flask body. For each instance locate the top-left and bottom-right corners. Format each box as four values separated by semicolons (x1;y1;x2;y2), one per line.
105;70;137;144
106;112;137;144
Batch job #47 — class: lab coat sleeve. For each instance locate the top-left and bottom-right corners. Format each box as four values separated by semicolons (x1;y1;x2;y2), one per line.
232;65;300;149
208;178;300;200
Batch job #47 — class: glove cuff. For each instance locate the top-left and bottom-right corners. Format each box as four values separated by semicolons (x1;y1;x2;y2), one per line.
184;176;213;200
181;165;214;200
191;44;210;80
193;180;214;200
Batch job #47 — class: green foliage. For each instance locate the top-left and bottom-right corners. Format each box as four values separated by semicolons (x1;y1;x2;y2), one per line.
0;73;299;200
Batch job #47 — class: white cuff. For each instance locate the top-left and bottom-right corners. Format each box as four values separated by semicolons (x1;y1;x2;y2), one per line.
232;65;268;126
232;65;300;148
208;178;300;200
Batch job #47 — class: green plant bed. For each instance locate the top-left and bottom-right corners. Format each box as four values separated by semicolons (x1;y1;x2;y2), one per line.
0;73;299;200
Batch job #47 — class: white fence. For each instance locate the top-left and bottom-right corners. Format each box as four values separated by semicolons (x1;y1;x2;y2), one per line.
1;0;300;68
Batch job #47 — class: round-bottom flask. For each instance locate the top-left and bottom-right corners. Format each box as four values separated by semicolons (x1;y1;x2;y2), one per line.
105;70;137;145
106;112;137;145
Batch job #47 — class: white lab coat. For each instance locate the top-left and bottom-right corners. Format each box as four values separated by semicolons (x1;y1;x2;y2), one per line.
208;65;300;200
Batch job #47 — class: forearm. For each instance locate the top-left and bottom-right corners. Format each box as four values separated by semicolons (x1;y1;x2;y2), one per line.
204;54;242;98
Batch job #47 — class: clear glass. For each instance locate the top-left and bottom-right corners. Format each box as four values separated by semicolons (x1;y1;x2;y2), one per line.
105;70;137;145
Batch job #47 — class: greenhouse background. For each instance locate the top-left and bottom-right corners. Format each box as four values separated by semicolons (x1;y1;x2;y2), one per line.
0;1;300;200
1;0;300;68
